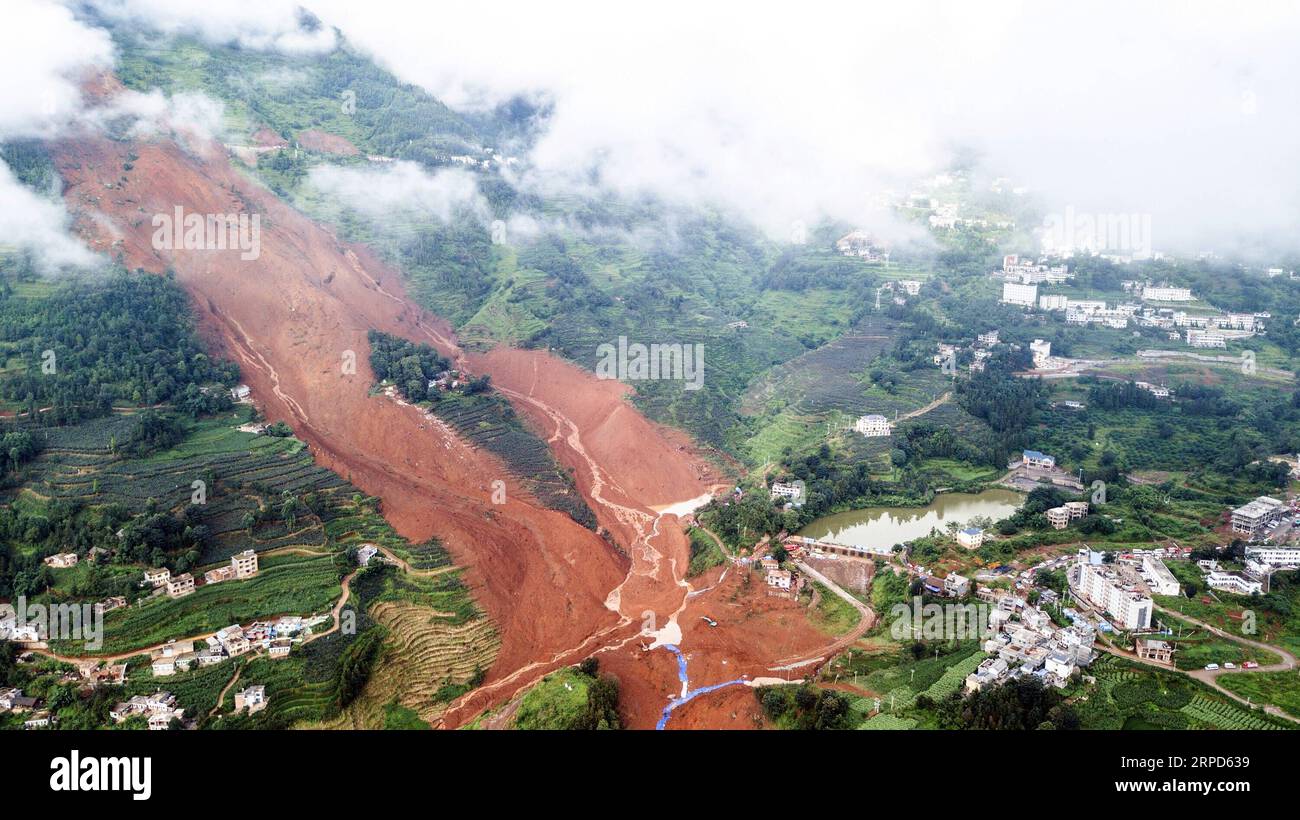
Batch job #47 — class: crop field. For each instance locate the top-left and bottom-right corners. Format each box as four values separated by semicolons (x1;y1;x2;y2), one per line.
309;564;497;728
1078;655;1288;730
13;413;359;565
429;392;596;529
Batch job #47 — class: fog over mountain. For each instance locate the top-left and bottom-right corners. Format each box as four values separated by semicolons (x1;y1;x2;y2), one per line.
5;0;1300;265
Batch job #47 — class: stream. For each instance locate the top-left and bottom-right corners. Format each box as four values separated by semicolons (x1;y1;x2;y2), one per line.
655;644;748;730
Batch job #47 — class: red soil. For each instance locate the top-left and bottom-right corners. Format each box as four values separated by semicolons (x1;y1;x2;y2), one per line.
50;91;844;727
252;128;289;149
51;132;626;712
296;128;359;156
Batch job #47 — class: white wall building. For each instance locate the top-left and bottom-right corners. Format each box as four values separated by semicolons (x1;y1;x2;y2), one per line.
1001;282;1038;307
1141;555;1181;596
1075;561;1154;630
854;414;892;437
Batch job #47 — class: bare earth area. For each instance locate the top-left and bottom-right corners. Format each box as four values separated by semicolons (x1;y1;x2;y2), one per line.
50;83;843;727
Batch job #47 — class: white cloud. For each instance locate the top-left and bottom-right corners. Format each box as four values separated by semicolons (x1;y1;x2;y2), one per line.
0;162;98;269
87;0;337;53
306;162;489;223
0;0;115;270
301;0;1300;254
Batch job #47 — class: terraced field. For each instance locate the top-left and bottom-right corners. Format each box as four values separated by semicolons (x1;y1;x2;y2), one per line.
50;552;344;655
15;412;357;565
739;315;992;468
429;392;596;529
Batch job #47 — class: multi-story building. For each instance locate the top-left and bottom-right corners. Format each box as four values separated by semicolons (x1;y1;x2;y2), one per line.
1074;560;1153;630
1046;507;1072;530
770;481;804;504
1232;496;1285;539
1140;555;1181;596
1022;449;1056;469
166;573;195;599
42;553;78;569
1001;282;1038;307
1186;328;1226;348
956;527;984;549
231;549;259;579
1206;571;1263;596
1029;339;1052;368
143;567;170;587
1245;546;1300;568
1039;294;1068;311
854;414;892;437
1142;285;1194;302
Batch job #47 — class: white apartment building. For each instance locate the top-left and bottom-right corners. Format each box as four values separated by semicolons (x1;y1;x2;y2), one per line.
1029;339;1052;368
1142;285;1194;302
1206;571;1263;596
1140;555;1181;596
1039;294;1068;311
1001;282;1038;307
1186;328;1226;349
1232;496;1285;539
1245;546;1300;568
977;330;1000;347
1075;561;1154;630
854;414;892;437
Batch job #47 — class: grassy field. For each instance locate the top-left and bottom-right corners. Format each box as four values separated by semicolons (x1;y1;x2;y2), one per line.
687;527;727;577
810;582;861;636
512;667;591;730
1218;671;1300;718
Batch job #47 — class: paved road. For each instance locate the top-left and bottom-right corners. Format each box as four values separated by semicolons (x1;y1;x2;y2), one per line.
767;560;875;672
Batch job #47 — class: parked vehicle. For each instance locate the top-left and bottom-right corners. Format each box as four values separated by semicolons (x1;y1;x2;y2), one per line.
1224;662;1236;669
1243;661;1259;669
1204;663;1220;670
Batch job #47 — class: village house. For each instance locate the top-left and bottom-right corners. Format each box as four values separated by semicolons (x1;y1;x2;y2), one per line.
143;567;171;587
357;544;380;566
93;596;127;616
110;691;184;729
42;552;78;569
217;625;252;657
1022;449;1056;470
166;572;195;598
1134;637;1175;666
268;639;292;659
956;527;984;550
943;573;970;597
0;688;38;712
234;685;268;714
766;569;793;590
205;549;260;585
